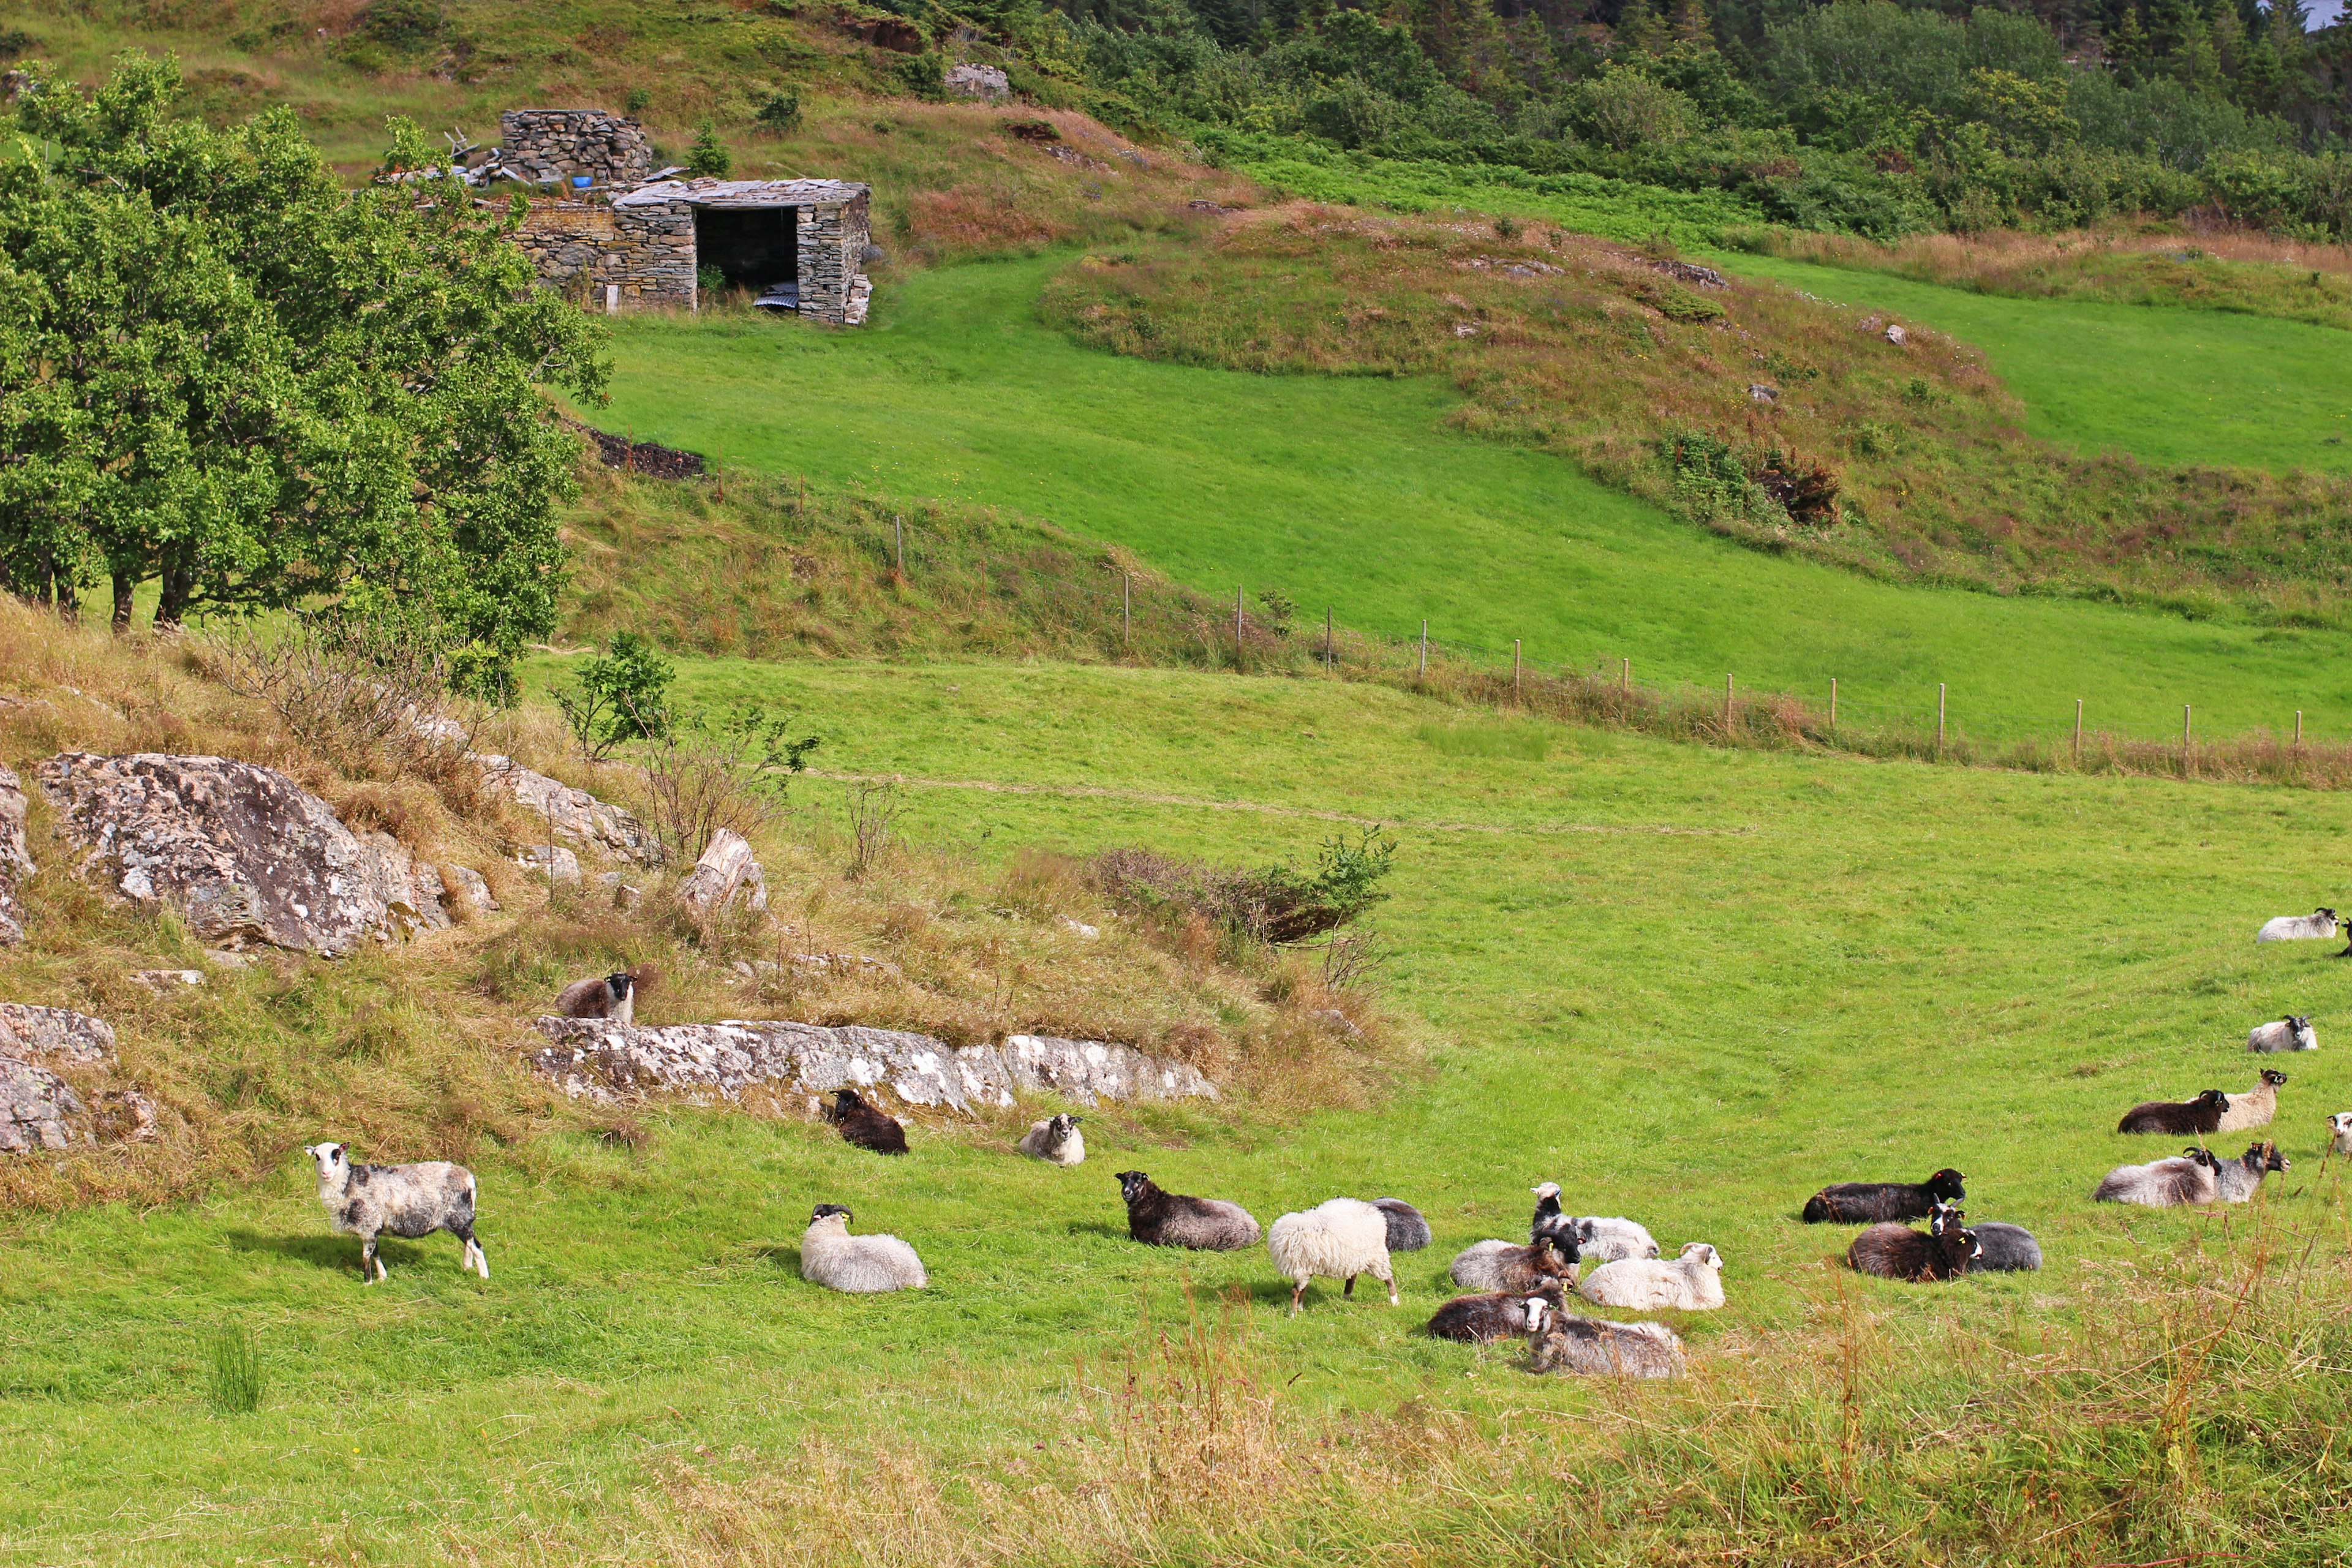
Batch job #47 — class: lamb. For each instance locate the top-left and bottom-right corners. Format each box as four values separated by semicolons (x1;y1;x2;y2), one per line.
1115;1170;1261;1250
1372;1197;1433;1252
1427;1281;1567;1343
799;1204;927;1292
2094;1146;2222;1207
2247;1016;2318;1054
2331;1111;2352;1156
1017;1112;1084;1166
2116;1088;2228;1136
2257;908;2338;942
554;968;650;1025
2214;1140;2290;1202
1577;1242;1725;1310
1268;1197;1398;1315
303;1142;488;1283
1524;1297;1685;1378
1800;1169;1964;1223
831;1088;908;1155
2215;1069;2288;1133
1527;1182;1656;1260
1450;1232;1578;1294
1845;1205;1979;1281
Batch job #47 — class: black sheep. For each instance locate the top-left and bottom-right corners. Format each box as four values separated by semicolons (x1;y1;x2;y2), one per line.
1114;1170;1261;1250
1373;1197;1433;1252
1801;1167;1964;1223
1847;1204;1980;1281
831;1088;908;1155
2116;1088;2228;1136
1427;1281;1566;1343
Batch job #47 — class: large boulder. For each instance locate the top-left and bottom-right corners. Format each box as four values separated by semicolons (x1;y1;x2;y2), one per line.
36;753;447;956
473;755;657;864
676;828;765;915
0;1004;149;1155
0;766;31;945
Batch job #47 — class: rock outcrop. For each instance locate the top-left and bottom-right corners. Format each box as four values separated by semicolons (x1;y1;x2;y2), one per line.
677;828;765;915
0;765;31;945
473;755;657;864
0;1004;151;1155
36;753;448;956
527;1017;1217;1112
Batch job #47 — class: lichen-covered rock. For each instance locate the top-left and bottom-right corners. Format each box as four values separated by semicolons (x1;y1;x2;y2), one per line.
0;765;32;946
440;864;499;913
676;828;765;915
0;1005;116;1063
0;1005;127;1156
518;844;581;885
473;755;657;864
36;753;447;956
526;1017;1218;1112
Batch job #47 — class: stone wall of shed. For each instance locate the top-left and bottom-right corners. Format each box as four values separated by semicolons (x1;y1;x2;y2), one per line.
515;200;696;307
796;192;871;325
499;110;654;189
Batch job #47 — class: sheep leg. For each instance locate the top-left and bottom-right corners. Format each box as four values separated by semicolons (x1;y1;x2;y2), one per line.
1288;1280;1306;1316
454;1224;489;1280
1381;1268;1398;1306
361;1235;383;1284
1343;1275;1356;1297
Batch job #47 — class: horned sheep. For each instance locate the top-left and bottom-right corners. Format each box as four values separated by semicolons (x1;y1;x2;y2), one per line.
1801;1169;1965;1223
1268;1197;1398;1315
1017;1112;1085;1166
2257;908;2338;942
1529;1181;1656;1261
1966;1221;2043;1272
1427;1281;1567;1343
1524;1297;1685;1378
1450;1232;1578;1294
2214;1140;2290;1202
2094;1146;2222;1207
2331;1111;2352;1156
2247;1016;2318;1054
304;1142;488;1283
1115;1170;1261;1250
2215;1069;2288;1133
799;1204;927;1292
1846;1206;1978;1281
554;968;649;1024
831;1088;909;1155
1577;1242;1724;1310
2116;1088;2228;1136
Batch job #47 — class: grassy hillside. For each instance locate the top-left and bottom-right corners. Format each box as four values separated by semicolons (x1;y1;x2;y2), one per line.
7;647;2352;1562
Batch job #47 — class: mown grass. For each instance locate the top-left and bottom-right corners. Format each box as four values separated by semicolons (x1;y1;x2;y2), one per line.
7;652;2352;1562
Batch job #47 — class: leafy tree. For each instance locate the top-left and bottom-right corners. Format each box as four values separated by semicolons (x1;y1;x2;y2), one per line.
686;119;733;176
556;631;676;759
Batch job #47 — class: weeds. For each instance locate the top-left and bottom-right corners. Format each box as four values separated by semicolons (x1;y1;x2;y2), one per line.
842;777;903;881
630;704;817;865
205;1324;265;1415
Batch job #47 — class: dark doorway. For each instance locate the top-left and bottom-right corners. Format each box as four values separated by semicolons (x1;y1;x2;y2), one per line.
694;206;798;293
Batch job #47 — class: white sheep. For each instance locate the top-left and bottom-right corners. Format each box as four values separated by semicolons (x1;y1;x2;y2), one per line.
2257;908;2339;942
2215;1069;2288;1132
304;1142;487;1283
2330;1111;2352;1156
1577;1242;1724;1311
1571;1216;1661;1263
1017;1112;1085;1166
1268;1197;1396;1316
2247;1015;2318;1054
800;1204;927;1292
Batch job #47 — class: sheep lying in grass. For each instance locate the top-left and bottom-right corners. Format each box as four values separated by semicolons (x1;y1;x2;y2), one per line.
831;1088;908;1155
304;1142;488;1283
1524;1297;1685;1378
2247;1016;2318;1054
2094;1147;2222;1207
555;968;651;1024
1801;1169;1965;1223
1115;1170;1261;1250
1962;1219;2042;1272
1577;1242;1724;1310
2214;1141;2290;1202
1017;1113;1084;1166
1450;1232;1577;1294
1268;1198;1397;1315
800;1204;927;1292
2258;909;2339;942
1372;1197;1432;1252
2116;1088;2228;1136
1846;1205;1978;1281
1427;1281;1567;1343
2331;1112;2352;1156
1526;1183;1654;1260
2215;1069;2288;1133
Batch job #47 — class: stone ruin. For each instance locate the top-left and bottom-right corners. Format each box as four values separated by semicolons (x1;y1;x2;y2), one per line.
497;109;655;190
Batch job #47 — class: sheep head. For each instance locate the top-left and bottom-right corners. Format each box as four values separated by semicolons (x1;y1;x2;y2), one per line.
304;1142;350;1190
1678;1242;1722;1273
1925;1169;1966;1202
1115;1170;1154;1206
2263;1069;2288;1088
2250;1142;2290;1174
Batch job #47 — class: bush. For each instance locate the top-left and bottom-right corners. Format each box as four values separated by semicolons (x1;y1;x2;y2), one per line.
686;119;732;178
556;631;674;760
1093;827;1396;948
755;91;802;132
895;53;948;102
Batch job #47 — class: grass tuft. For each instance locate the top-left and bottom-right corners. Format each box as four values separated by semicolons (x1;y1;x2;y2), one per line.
206;1324;265;1416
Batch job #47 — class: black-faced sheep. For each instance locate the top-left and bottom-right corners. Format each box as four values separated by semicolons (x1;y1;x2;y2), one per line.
1800;1169;1964;1223
2258;909;2338;942
2116;1088;2228;1136
1268;1197;1397;1315
1524;1297;1685;1378
799;1204;927;1292
2247;1016;2318;1054
1017;1113;1084;1166
2093;1146;2222;1207
831;1088;908;1155
555;968;651;1024
1450;1232;1578;1294
2330;1111;2352;1156
304;1142;488;1283
1372;1197;1433;1252
1427;1281;1567;1343
1115;1170;1261;1250
2214;1140;2290;1202
2215;1069;2288;1133
1577;1242;1724;1310
1845;1205;1979;1281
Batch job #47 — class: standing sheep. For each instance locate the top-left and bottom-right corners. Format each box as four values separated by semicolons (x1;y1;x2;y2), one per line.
1017;1113;1085;1166
2214;1141;2290;1202
799;1204;927;1292
1115;1170;1261;1250
1427;1281;1567;1343
2247;1016;2318;1054
1268;1197;1397;1316
831;1088;909;1155
1801;1169;1965;1223
1524;1297;1685;1378
2257;909;2338;942
1372;1197;1433;1252
2094;1147;2222;1207
2330;1111;2352;1156
304;1142;488;1283
1577;1242;1725;1310
1450;1232;1578;1294
2215;1069;2288;1133
2116;1088;2228;1136
554;968;651;1024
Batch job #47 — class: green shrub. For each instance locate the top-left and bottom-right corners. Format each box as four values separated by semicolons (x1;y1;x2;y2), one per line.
755;91;801;132
894;53;948;102
557;631;675;760
686;119;732;178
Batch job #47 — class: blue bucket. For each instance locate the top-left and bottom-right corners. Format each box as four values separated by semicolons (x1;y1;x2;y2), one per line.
571;175;593;190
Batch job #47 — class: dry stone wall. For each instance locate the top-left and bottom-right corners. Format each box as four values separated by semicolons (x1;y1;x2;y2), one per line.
498;110;654;189
522;180;872;320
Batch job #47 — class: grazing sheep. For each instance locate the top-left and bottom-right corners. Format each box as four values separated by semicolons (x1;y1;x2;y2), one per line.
1427;1281;1567;1343
1450;1232;1578;1294
2116;1088;2229;1136
799;1204;927;1292
1017;1113;1084;1166
1372;1197;1433;1252
1578;1242;1725;1310
554;968;650;1024
1570;1216;1662;1263
1846;1206;1979;1281
2094;1146;2222;1207
1524;1297;1685;1378
2258;908;2339;942
2215;1069;2289;1133
1115;1170;1261;1250
1268;1197;1398;1315
2215;1141;2290;1202
1801;1169;1965;1223
2330;1111;2352;1156
2247;1016;2318;1054
304;1142;488;1283
831;1088;908;1155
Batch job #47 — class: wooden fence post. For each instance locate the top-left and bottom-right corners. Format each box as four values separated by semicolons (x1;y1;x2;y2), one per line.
2074;699;2082;764
1621;657;1629;696
1121;573;1131;644
1325;608;1333;668
1419;620;1428;680
1724;674;1734;730
894;514;904;574
1513;639;1521;698
2296;709;2304;748
1937;684;1947;755
2184;704;2193;772
1829;677;1837;731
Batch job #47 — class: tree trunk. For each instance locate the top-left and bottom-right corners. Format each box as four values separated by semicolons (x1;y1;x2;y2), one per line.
111;572;137;635
47;556;77;624
155;564;192;630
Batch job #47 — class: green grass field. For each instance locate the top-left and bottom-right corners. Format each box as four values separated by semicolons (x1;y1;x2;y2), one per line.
6;657;2352;1561
593;258;2352;742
